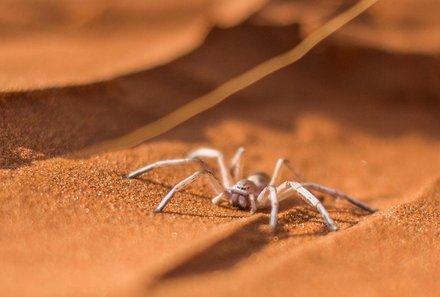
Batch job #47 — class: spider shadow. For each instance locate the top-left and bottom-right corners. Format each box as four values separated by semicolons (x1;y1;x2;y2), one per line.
149;203;372;285
161;210;245;220
149;215;271;285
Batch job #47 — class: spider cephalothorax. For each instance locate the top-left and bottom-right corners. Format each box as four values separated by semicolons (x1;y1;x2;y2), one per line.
127;147;376;231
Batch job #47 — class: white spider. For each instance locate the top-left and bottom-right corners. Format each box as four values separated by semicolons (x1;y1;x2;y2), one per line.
127;147;376;231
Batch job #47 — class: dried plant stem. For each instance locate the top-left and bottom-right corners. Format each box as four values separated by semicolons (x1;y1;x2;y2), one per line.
79;0;378;156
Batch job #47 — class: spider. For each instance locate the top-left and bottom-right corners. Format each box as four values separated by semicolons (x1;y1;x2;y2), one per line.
127;147;376;231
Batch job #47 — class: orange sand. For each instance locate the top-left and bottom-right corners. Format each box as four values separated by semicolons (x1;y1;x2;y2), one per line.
1;1;440;296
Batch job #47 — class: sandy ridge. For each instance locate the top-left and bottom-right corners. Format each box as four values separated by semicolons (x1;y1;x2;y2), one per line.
144;178;440;297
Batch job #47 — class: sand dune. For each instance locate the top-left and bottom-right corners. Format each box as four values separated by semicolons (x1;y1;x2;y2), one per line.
147;179;440;297
1;1;440;296
0;0;266;91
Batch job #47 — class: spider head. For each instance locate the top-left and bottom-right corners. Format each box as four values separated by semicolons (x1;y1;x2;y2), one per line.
230;179;258;210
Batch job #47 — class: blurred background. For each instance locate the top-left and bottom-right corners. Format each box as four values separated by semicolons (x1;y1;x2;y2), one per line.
1;0;439;166
0;0;266;90
1;0;439;91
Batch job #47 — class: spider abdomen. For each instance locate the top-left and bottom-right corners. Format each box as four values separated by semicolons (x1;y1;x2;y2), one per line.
247;172;270;192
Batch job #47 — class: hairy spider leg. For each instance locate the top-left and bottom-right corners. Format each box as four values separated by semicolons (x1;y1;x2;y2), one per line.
249;194;258;214
256;186;279;229
276;181;339;232
127;157;226;211
301;182;377;213
188;148;234;188
229;147;246;182
154;170;224;212
127;158;206;179
211;191;230;205
269;158;303;186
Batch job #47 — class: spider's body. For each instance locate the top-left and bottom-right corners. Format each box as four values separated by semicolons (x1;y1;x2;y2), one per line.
127;147;376;231
230;176;261;209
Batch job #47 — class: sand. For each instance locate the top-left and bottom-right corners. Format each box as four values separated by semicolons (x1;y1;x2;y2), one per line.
1;1;440;296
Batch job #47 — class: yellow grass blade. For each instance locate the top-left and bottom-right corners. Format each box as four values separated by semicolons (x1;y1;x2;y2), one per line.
78;0;378;156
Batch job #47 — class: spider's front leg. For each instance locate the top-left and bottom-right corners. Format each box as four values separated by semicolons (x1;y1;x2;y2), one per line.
211;190;231;206
189;147;247;185
189;148;233;188
154;170;223;212
127;158;205;179
256;186;279;230
127;157;225;212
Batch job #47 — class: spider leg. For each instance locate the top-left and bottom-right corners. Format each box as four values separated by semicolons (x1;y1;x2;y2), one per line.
229;147;246;182
211;191;230;205
154;170;224;212
269;158;302;186
301;182;377;213
256;186;279;229
277;181;338;232
188;148;233;188
127;158;205;179
249;194;258;214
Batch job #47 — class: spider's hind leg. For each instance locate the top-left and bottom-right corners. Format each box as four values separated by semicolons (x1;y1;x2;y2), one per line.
269;158;302;186
277;181;339;232
301;182;377;213
127;158;205;179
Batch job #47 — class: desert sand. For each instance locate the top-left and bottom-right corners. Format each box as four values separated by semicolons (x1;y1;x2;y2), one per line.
1;1;440;296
